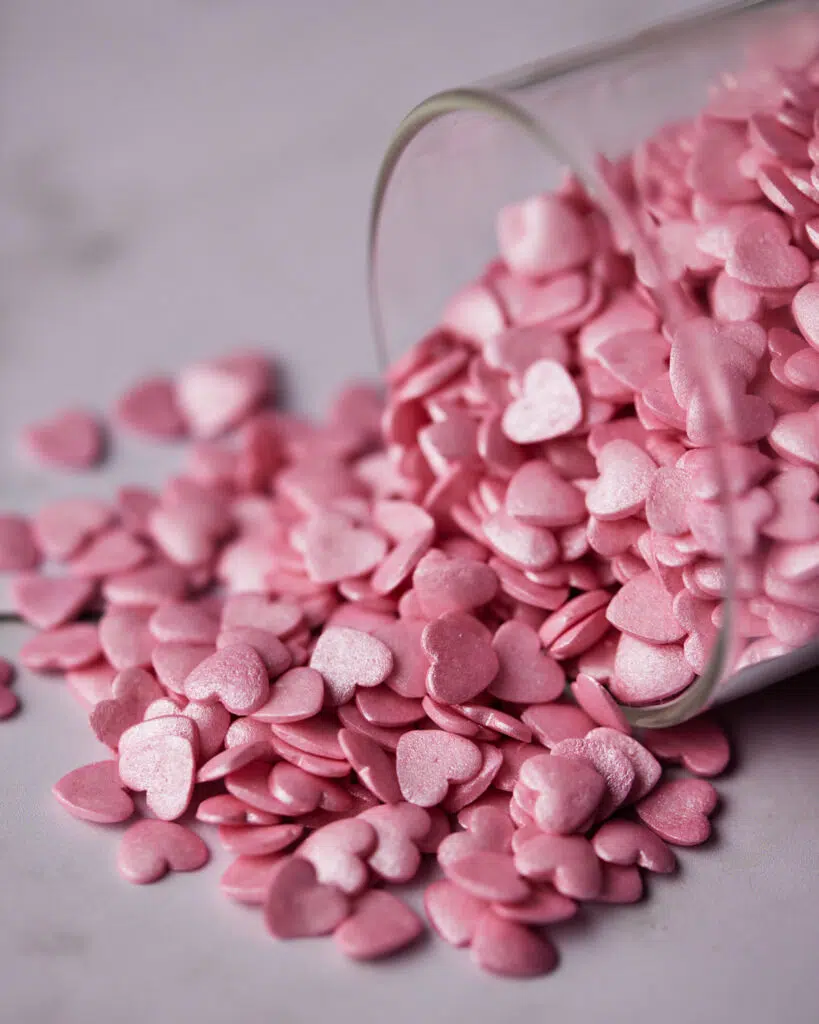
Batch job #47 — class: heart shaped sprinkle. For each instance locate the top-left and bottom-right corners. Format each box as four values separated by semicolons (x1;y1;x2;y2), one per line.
412;552;498;618
423;612;499;704
117;716;197;820
32;498;113;560
117;820;209;884
396;730;482;808
11;574;95;630
114;376;187;439
586;440;657;521
263;856;351;938
20;623;102;672
488;620;564;704
359;802;432;883
592;819;677;873
310;627;393;706
334;889;424;961
726;213;810;288
183;643;270;715
636;778;719;846
52;760;135;823
519;753;606;834
424;879;487;947
470;911;559;978
502;359;583;444
22;408;104;469
251;666;325;723
302;512;387;584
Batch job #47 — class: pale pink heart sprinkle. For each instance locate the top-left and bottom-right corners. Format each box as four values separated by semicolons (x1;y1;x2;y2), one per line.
19;623;102;672
501;359;584;445
358;802;432;883
334;889;424;961
636;778;719;846
11;574;95;630
395;730;483;807
32;498;114;561
184;643;270;716
470;911;558;978
117;820;209;884
309;627;393;706
117;715;197;820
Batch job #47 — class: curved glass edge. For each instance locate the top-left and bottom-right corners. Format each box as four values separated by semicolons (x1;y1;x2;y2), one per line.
364;3;802;727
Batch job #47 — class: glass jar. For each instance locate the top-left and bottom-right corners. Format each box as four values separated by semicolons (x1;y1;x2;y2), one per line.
368;0;819;727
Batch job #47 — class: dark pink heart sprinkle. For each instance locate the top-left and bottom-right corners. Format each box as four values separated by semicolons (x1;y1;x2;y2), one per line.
22;408;104;470
0;515;41;571
117;820;209;884
636;778;719;846
114;376;187;440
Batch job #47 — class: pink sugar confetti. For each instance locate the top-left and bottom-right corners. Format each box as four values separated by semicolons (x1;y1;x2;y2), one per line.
14;20;819;981
22;408;104;470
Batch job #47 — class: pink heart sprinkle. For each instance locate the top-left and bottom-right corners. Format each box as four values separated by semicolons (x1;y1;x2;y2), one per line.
636;778;719;846
437;806;514;869
412;552;498;618
67;528;148;579
117;716;197;820
99;606;155;671
592;819;677;873
220;854;285;905
359;802;432;883
149;602;219;645
22;408;104;469
299;818;378;894
489;620;564;704
310;626;393;706
11;574;95;630
396;730;483;807
302;512;387;585
642;716;731;777
470;911;558;977
423;611;499;704
52;760;135;823
184;643;270;715
151;642;213;694
0;515;40;571
570;673;631;733
32;498;113;561
443;851;530;904
504;459;587;528
218;822;303;857
338;728;401;804
519;753;606;834
175;354;268;439
424;879;487;947
605;571;686;644
117;820;209;884
514;833;602;899
586;440;657;521
725;214;810;288
502;359;583;444
334;889;424;961
19;623;102;672
610;635;695;705
264;856;351;938
497;195;591;278
114;376;187;440
491;885;577;925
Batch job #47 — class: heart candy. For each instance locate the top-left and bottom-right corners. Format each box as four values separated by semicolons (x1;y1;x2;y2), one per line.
636;778;719;846
251;666;325;723
725;213;810;288
488;621;565;704
470;911;558;978
519;753;606;834
513;833;603;899
19;623;102;672
11;574;95;630
605;571;686;644
90;667;165;749
437;806;515;869
263;856;351;939
22;408;104;469
502;359;583;444
592;819;677;873
183;643;270;715
117;820;209;884
114;376;187;439
52;760;135;824
641;716;731;777
586;440;657;521
504;459;587;528
32;498;113;560
99;606;155;671
412;552;498;618
302;512;387;585
220;854;286;905
117;716;197;820
359;802;432;883
334;889;424;961
423;612;499;704
424;879;487;947
310;627;393;706
396;730;483;808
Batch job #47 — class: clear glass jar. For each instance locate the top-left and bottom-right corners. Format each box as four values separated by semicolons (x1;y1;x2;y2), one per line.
368;0;819;727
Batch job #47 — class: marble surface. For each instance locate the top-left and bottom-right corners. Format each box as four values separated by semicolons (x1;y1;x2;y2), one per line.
1;2;818;1022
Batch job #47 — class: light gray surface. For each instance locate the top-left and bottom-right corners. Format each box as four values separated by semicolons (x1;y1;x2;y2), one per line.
1;2;818;1022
